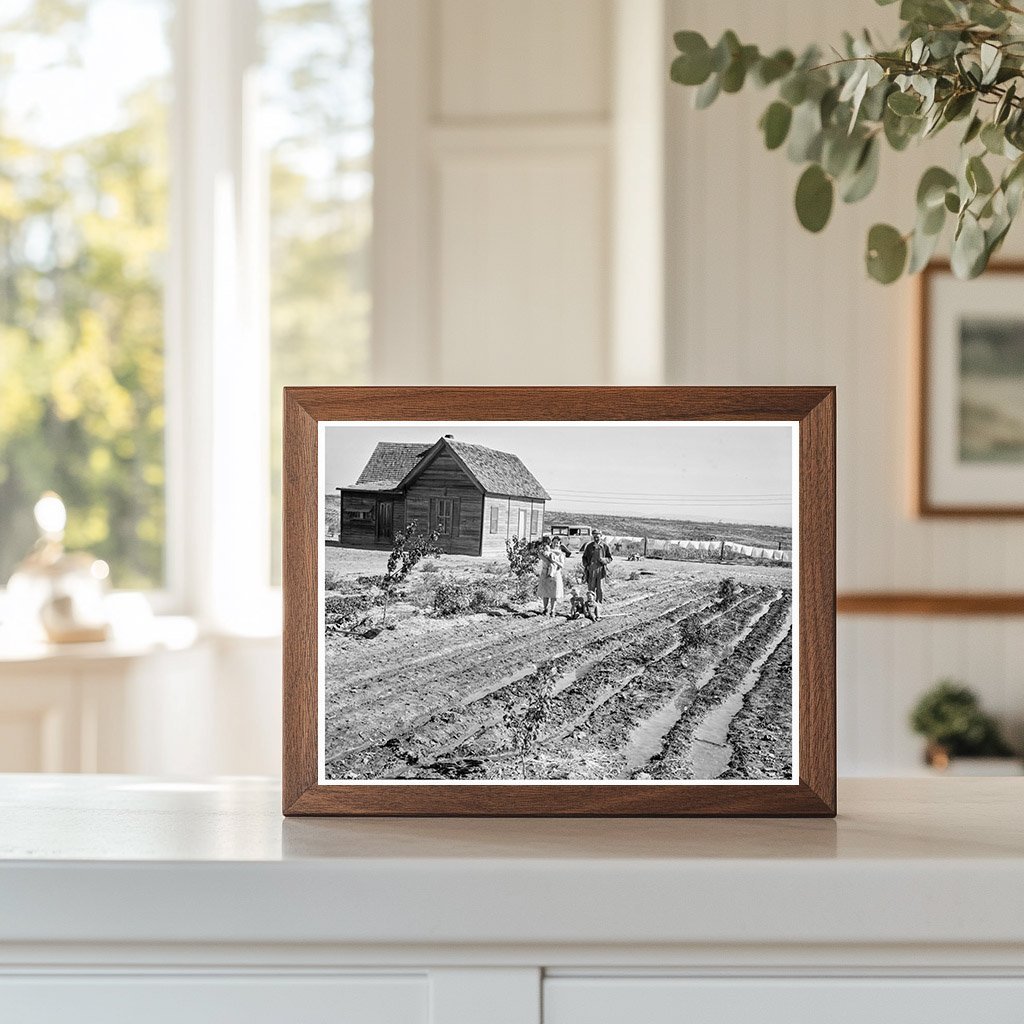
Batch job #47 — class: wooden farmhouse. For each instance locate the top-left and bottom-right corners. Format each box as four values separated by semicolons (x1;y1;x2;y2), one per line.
337;435;550;556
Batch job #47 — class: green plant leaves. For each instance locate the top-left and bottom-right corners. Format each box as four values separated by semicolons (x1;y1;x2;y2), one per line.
952;211;987;278
753;49;795;87
888;90;921;115
672;31;713;85
842;137;880;203
787;100;823;162
917;166;957;210
668;13;1024;284
760;101;792;150
966;154;995;196
866;224;908;283
795;164;834;232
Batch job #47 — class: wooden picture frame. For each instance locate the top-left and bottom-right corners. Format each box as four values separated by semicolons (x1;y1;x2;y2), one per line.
916;260;1024;518
283;387;836;817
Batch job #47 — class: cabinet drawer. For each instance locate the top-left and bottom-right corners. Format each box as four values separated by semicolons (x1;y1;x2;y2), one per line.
544;977;1024;1024
0;974;427;1024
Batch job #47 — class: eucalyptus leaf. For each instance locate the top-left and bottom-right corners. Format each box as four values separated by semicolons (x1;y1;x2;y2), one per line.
779;73;808;106
787;101;823;162
908;221;942;273
754;49;795;87
888;90;921;115
981;121;1005;155
694;73;721;109
996;82;1017;124
842;137;880;203
710;31;740;73
760;101;793;150
917;166;957;210
967;154;995;195
866;223;908;283
962;115;983;145
952;212;987;278
795;164;834;232
980;42;1002;86
970;2;1009;29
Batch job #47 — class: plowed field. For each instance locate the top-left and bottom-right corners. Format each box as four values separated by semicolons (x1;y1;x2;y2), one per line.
323;549;794;781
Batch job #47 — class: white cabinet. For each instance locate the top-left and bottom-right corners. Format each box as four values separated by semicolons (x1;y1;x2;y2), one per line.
544;977;1024;1024
1;778;1022;1023
0;975;428;1024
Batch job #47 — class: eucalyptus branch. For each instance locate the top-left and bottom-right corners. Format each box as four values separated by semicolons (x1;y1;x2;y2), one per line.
670;0;1024;283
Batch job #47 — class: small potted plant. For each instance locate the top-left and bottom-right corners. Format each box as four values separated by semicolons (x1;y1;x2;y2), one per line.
909;680;1019;773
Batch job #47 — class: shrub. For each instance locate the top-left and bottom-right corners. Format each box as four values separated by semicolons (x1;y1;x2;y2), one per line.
715;576;737;609
469;584;502;612
506;535;542;577
420;560;439;574
432;578;471;616
679;614;717;651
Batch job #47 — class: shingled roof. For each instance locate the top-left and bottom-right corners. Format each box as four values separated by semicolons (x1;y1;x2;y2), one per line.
347;438;550;500
351;442;428;490
445;439;550;500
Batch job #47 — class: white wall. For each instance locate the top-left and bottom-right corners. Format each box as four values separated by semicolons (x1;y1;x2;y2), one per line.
665;0;1024;772
135;0;1024;779
373;0;665;386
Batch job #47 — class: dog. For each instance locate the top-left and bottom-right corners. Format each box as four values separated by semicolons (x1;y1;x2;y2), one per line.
568;585;599;622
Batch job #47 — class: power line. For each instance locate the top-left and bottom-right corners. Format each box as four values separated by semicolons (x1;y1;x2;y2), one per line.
551;488;792;499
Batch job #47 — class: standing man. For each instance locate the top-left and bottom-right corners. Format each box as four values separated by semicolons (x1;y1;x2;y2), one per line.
581;529;613;619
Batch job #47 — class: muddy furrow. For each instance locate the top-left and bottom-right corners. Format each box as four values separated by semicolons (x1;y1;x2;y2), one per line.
339;597;711;779
323;580;728;768
433;589;779;780
642;594;792;780
720;630;794;780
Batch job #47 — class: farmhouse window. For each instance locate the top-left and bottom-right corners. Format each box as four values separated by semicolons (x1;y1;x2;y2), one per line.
490;505;499;533
433;497;455;537
530;510;540;536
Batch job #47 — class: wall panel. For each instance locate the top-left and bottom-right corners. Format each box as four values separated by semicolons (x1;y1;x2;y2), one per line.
665;0;1024;773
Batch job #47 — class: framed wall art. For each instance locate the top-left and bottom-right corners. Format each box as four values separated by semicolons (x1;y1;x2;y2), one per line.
917;261;1024;517
283;387;836;816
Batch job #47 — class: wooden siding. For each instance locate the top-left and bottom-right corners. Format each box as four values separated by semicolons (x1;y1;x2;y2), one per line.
338;491;406;551
404;451;484;555
481;495;546;557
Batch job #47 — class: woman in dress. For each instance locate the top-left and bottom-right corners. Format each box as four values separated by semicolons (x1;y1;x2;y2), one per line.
537;534;565;617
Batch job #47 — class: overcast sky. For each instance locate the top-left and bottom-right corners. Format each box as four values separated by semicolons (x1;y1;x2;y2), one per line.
323;422;795;527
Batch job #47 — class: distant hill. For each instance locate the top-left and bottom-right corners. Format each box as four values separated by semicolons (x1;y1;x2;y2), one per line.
544;510;791;550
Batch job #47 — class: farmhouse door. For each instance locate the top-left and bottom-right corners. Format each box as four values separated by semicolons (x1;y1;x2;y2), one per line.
375;500;394;541
517;509;527;540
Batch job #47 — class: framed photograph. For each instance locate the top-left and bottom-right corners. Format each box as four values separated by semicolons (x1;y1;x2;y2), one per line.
283;387;835;816
917;261;1024;516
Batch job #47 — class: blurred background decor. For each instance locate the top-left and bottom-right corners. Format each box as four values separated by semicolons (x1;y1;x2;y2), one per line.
917;261;1024;516
910;678;1021;773
0;0;1023;779
4;492;111;645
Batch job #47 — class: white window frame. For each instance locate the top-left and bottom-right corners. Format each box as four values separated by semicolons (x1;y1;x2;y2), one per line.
164;0;277;633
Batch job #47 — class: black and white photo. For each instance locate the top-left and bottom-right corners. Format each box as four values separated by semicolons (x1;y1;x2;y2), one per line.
318;421;798;784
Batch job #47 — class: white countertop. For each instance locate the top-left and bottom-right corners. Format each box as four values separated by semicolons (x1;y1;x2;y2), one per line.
2;776;1022;951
